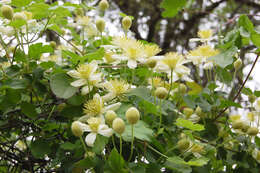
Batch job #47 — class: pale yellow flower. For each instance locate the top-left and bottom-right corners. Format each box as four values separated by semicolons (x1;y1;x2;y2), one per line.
80;94;121;121
102;79;130;101
67;61;102;95
73;118;113;147
112;37;145;69
198;30;213;39
190;29;214;42
155;52;190;82
144;44;161;58
76;16;91;26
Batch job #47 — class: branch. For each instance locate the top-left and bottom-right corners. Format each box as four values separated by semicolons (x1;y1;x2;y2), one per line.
214;53;260;121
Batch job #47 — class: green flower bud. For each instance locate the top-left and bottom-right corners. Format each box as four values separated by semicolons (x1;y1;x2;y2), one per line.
122;16;132;31
179;83;187;94
75;8;84;16
249;95;256;104
99;0;109;11
96;18;105;33
247;127;259;136
234;58;242;70
177;139;190;151
241;122;250;133
105;110;117;126
50;41;56;49
71;121;83;137
195;106;202;116
191;144;204;153
146;59;157;68
1;5;13;20
155;87;168;99
183;108;193;118
112;118;125;134
126;107;140;124
232;120;243;129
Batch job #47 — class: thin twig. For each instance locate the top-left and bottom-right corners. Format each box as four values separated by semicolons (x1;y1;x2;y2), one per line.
214;53;260;121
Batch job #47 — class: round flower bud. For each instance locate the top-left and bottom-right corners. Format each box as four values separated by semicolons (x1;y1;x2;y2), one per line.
122;16;132;31
1;5;13;20
50;41;56;49
183;108;193;118
99;0;109;11
13;12;27;21
191;144;204;153
232;120;243;129
71;121;83;137
195;106;202;116
241;122;250;133
105;110;117;126
249;95;256;104
75;8;84;16
57;103;66;112
96;18;105;33
247;127;259;136
234;58;242;70
179;84;187;94
155;87;168;99
112;118;125;134
126;107;140;124
146;59;157;68
177;139;190;151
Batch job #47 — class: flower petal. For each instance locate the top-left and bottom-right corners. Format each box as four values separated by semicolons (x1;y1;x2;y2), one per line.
104;102;121;112
67;70;81;79
85;132;97;147
81;85;93;95
127;59;137;69
71;79;86;87
98;124;113;137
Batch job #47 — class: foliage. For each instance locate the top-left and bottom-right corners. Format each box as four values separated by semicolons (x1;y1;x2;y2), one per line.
0;0;260;173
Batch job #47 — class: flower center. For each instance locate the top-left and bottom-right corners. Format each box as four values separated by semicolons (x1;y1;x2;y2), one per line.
87;117;101;133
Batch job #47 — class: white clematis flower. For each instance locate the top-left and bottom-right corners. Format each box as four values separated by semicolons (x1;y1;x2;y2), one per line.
67;61;102;95
75;118;113;147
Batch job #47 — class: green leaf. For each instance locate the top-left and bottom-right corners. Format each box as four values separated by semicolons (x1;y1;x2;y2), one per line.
21;102;37;118
105;148;126;172
30;139;51;158
40;61;55;69
186;82;202;95
167;156;209;167
254;90;260;97
122;120;154;142
127;87;151;101
74;157;97;169
11;0;32;7
208;46;237;68
84;47;105;62
238;15;254;33
9;19;26;28
255;136;260;148
187;157;210;166
28;3;50;19
29;43;54;60
219;100;242;109
251;32;260;48
60;142;76;150
50;73;78;99
165;160;192;173
160;0;186;18
175;118;204;131
92;135;109;154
